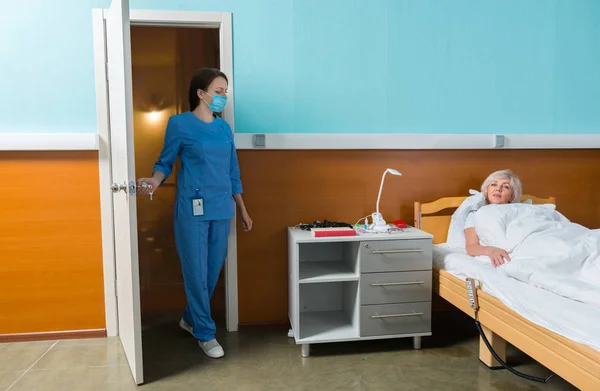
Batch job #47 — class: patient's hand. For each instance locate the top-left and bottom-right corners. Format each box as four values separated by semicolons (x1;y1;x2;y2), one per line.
486;247;511;268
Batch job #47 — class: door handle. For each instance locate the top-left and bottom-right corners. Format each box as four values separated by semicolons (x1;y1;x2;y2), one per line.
111;182;127;193
111;181;136;195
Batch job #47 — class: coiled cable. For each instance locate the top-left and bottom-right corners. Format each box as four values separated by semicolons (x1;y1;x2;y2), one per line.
475;320;554;383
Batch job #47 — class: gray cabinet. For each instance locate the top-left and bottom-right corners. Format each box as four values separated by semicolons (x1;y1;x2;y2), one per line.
288;227;433;357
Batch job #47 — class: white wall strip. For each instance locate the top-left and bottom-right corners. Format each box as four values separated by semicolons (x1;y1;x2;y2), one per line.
2;132;598;152
0;133;99;151
234;133;600;150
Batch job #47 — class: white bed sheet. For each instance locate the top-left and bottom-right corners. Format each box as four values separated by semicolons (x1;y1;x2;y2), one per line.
433;243;600;353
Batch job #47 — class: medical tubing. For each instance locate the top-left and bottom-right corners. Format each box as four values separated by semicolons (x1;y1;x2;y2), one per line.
475;320;554;383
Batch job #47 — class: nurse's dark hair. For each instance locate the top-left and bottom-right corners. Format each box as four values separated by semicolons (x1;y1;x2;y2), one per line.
188;68;229;111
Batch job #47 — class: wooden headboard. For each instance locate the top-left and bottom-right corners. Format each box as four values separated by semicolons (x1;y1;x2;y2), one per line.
413;194;556;244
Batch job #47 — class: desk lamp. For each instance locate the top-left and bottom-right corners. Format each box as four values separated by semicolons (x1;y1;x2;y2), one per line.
370;168;402;232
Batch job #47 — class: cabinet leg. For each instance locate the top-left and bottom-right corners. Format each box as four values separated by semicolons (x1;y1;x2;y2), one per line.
413;336;422;350
301;344;310;358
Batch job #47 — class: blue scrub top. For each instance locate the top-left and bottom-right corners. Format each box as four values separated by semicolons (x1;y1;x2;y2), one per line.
152;111;243;221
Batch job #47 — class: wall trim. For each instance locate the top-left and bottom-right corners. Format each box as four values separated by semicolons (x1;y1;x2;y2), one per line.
0;133;99;151
3;133;599;152
129;10;223;26
0;329;107;343
234;133;600;150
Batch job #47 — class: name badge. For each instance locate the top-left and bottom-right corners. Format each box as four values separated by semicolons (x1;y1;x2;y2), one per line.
192;198;204;216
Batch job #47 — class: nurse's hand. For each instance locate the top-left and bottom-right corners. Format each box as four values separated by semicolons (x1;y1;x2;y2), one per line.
136;177;160;196
240;212;253;231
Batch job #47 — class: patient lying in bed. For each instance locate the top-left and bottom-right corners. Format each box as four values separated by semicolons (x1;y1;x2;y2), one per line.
453;169;600;308
463;169;521;268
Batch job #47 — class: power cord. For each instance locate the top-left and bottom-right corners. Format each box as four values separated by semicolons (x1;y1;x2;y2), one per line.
475;320;554;383
355;215;371;227
465;278;554;384
295;220;353;231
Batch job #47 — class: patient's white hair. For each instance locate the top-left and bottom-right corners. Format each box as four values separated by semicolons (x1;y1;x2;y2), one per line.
481;169;522;204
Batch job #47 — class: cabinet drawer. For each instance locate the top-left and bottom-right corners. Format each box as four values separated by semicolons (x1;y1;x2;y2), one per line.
360;271;432;305
360;302;431;337
360;239;432;273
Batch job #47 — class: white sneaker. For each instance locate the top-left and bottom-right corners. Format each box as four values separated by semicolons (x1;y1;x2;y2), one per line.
199;339;225;359
180;318;224;358
179;318;194;337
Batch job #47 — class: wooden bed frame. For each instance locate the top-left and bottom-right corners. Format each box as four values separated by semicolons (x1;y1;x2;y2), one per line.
414;195;600;391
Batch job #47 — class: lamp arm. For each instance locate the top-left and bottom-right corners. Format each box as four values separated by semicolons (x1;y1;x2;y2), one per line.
376;170;387;215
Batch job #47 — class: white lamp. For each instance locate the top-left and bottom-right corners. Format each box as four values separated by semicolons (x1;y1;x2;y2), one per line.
370;168;402;232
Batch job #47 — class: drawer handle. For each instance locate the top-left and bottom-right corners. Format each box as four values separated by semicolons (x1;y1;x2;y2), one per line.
372;249;424;254
372;281;424;287
372;312;423;319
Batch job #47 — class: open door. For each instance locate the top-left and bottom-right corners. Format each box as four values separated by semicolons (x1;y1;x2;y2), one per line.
105;0;144;385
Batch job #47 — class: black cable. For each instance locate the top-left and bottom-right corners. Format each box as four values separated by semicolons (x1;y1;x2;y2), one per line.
297;220;353;231
475;320;554;383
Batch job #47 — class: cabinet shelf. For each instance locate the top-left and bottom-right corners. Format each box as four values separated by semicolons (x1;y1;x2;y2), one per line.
299;261;358;283
298;310;358;343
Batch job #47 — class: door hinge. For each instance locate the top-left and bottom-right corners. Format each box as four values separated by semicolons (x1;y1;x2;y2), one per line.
114;279;118;297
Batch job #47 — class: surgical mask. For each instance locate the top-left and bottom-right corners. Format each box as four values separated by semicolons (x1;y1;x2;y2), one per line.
203;93;227;113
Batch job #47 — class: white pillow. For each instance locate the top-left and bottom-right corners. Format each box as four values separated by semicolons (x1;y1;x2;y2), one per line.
446;190;485;248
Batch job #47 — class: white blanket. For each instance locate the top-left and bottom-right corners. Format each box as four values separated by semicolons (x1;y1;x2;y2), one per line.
473;203;600;308
433;244;600;353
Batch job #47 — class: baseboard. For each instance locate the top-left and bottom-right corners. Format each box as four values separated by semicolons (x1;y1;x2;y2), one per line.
0;329;107;343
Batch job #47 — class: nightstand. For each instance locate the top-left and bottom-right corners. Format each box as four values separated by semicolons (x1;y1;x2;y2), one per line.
287;226;434;357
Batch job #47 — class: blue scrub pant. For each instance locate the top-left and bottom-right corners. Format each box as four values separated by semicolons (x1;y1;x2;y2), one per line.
174;218;231;342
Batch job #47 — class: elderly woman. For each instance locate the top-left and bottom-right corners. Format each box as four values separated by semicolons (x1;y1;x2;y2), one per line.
464;169;523;268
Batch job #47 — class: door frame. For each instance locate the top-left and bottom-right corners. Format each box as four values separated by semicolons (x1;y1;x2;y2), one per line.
92;9;239;337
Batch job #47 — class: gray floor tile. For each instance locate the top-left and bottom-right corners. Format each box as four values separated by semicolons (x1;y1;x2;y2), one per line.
1;311;580;391
32;338;127;370
8;366;137;391
0;370;25;391
0;341;55;372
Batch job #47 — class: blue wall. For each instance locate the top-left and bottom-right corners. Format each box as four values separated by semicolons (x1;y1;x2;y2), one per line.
1;0;99;134
1;0;599;135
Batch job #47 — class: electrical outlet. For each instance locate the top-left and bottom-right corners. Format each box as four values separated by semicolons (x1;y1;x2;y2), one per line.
253;134;266;148
493;135;505;148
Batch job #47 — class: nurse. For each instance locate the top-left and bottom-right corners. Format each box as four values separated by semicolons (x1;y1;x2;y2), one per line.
136;68;252;359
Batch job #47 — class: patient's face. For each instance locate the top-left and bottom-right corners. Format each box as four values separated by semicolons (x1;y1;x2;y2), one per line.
486;178;513;204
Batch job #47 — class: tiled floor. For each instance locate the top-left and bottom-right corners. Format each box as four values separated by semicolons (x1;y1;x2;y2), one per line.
1;312;578;391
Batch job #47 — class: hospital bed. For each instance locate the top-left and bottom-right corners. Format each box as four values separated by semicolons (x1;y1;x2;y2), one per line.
414;195;600;391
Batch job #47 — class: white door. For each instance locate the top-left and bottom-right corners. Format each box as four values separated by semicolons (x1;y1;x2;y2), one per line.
105;0;144;385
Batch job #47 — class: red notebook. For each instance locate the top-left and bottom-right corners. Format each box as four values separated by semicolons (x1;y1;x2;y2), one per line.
311;227;356;238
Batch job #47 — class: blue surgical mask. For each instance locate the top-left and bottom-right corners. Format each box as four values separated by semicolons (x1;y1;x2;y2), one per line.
204;93;227;113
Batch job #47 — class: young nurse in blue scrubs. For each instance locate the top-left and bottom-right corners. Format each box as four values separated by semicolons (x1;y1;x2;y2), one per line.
137;68;252;359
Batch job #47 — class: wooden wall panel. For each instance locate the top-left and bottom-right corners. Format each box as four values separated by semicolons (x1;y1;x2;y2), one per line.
0;151;105;334
235;149;600;324
2;148;598;333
